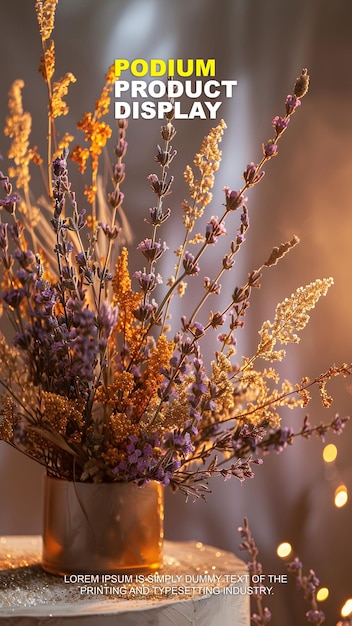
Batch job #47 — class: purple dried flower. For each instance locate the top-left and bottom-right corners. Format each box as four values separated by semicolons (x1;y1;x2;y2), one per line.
315;423;329;442
223;186;244;211
179;337;196;355
205;216;227;244
115;139;128;158
262;140;278;159
285;94;301;115
113;162;125;184
260;426;294;454
108;188;124;209
0;193;21;213
148;173;174;197
161;122;176;141
191;322;205;338
128;447;142;464
52;155;67;177
75;251;86;267
331;413;347;435
306;610;325;624
204;277;221;294
97;301;118;338
209;311;226;328
137;238;168;262
134;300;157;322
134;270;162;292
183;251;200;275
272;115;290;134
154;144;177;167
13;248;35;269
164;430;193;457
218;331;236;346
99;222;120;239
222;254;235;270
243;162;265;187
287;557;302;573
252;608;272;625
2;287;25;309
148;206;171;226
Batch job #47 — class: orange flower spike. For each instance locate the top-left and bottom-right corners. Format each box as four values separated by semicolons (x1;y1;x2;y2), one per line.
92;121;112;150
76;66;114;147
84;184;98;205
4;80;34;191
112;247;132;296
50;72;76;119
95;370;135;408
35;0;58;41
38;39;55;82
145;335;174;395
95;64;115;119
132;335;174;416
72;65;114;202
71;145;90;174
77;111;93;135
111;248;144;354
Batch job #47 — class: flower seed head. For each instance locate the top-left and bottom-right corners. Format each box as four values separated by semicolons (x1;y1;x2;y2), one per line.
294;68;310;98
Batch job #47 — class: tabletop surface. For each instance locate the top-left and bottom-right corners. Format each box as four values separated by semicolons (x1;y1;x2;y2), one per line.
0;536;250;625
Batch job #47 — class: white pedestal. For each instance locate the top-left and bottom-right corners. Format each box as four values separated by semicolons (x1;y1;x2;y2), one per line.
0;536;250;625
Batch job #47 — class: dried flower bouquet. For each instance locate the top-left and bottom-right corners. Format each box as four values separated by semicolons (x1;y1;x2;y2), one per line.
0;0;350;498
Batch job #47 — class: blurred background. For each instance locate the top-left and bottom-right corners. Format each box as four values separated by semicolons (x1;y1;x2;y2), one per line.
1;0;352;623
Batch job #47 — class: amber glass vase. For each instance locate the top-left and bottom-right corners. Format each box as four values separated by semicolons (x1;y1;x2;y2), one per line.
42;476;164;575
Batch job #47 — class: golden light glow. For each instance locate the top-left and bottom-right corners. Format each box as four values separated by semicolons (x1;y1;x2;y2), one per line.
334;484;348;508
341;598;352;618
323;443;338;463
276;542;292;558
316;587;329;602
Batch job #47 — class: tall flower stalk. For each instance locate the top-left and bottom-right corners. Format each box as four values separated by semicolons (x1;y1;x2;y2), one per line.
238;517;332;625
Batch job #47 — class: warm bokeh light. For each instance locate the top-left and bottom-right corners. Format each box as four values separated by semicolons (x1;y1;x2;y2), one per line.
316;587;329;602
276;542;292;558
334;484;348;508
323;443;338;463
341;598;352;618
